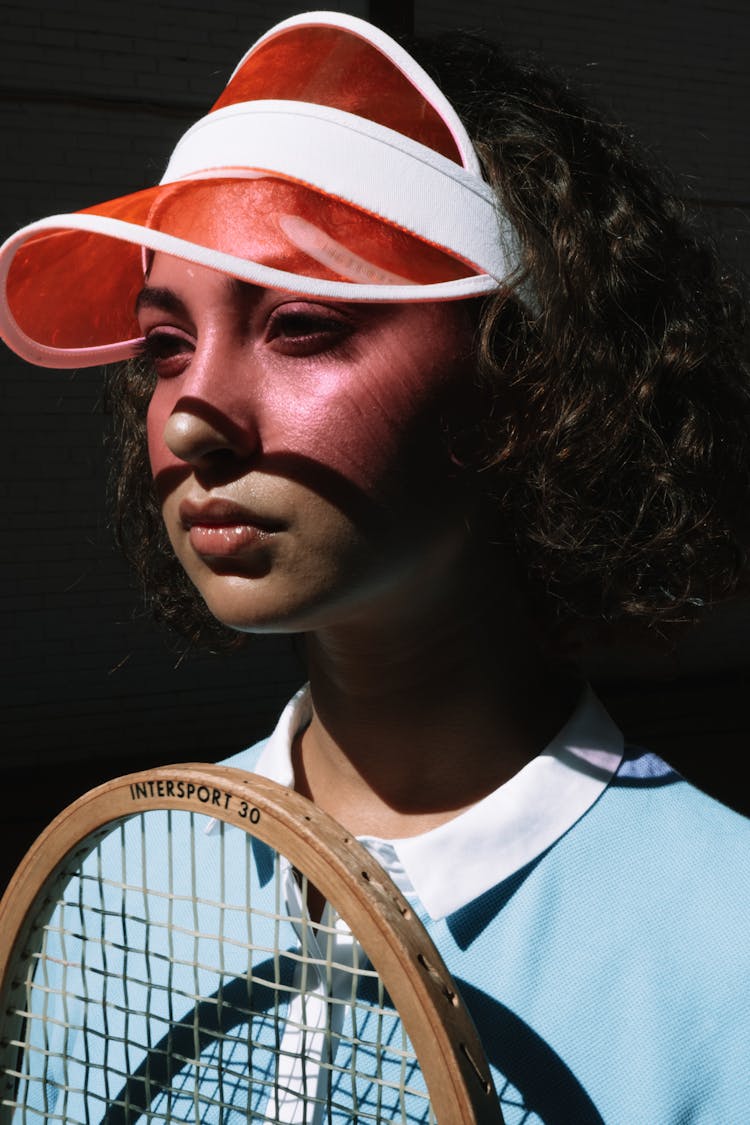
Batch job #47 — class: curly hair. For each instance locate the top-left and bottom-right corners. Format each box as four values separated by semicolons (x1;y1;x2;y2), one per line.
105;31;750;647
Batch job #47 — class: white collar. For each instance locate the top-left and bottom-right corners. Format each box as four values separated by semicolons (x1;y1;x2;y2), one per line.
252;684;624;920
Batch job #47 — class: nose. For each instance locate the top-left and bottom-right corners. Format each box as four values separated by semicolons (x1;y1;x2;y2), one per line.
162;402;258;467
154;329;262;469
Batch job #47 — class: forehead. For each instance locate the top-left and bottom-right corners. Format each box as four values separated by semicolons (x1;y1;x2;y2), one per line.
138;256;250;313
138;253;478;348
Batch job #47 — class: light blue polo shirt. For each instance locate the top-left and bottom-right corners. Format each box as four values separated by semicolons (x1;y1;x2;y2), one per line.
13;687;750;1124
223;684;750;1124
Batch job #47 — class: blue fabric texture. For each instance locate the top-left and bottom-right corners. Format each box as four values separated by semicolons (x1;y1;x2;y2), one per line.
12;736;750;1124
226;738;750;1125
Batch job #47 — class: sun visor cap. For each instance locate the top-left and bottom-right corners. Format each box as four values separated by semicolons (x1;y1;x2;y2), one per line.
211;22;465;163
0;11;519;369
3;177;485;366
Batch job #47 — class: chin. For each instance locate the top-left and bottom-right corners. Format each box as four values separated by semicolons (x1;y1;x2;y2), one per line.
195;577;328;636
200;595;306;636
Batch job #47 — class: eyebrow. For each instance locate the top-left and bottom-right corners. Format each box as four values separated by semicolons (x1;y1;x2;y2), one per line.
134;277;257;318
134;286;189;317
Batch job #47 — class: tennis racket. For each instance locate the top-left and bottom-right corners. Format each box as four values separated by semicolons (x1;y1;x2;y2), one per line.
0;764;503;1124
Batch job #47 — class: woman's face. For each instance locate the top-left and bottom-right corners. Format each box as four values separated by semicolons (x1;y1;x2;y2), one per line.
141;254;478;633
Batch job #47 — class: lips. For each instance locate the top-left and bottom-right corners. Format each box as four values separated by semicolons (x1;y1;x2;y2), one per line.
179;498;282;558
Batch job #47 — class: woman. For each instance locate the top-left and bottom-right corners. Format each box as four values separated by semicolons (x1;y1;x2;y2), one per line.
1;11;749;1123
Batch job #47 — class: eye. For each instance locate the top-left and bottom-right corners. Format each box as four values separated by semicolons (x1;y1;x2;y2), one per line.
138;328;194;378
265;303;354;356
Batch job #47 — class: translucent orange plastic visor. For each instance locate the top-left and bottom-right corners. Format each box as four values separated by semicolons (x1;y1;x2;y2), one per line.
6;177;478;355
0;12;518;368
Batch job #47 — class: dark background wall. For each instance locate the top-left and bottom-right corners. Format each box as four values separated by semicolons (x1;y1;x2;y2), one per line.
2;0;749;892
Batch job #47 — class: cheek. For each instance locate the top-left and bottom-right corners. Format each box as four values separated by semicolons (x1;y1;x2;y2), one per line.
143;345;463;499
271;362;452;495
281;391;400;488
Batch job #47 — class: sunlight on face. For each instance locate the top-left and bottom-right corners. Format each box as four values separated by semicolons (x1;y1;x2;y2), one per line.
140;255;478;633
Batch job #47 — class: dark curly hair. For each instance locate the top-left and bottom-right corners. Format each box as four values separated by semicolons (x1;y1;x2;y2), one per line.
105;31;750;648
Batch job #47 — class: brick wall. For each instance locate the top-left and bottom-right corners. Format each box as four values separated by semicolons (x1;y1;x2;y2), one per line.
416;0;750;265
1;0;748;888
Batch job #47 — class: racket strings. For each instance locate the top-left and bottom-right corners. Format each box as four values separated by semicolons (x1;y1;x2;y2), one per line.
2;813;437;1124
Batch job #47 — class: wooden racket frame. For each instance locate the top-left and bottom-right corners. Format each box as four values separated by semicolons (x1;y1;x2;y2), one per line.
0;764;504;1125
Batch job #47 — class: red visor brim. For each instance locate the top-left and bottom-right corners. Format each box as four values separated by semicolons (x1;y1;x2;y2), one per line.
6;177;479;354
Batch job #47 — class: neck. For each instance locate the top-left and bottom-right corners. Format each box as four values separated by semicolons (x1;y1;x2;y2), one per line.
294;554;578;838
